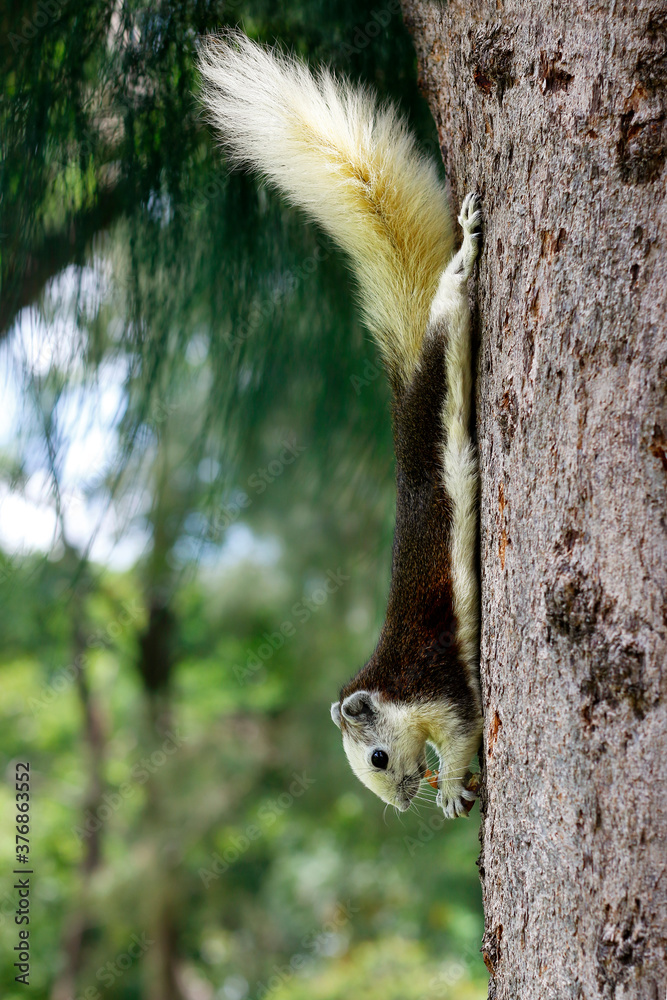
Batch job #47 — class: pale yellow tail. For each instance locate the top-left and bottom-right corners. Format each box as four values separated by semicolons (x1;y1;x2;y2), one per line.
198;30;455;385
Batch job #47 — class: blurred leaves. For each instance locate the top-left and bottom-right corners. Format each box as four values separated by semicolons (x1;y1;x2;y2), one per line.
0;2;485;999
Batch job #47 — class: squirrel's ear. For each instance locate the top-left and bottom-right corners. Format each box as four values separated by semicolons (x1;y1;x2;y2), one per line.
341;690;377;726
330;702;342;728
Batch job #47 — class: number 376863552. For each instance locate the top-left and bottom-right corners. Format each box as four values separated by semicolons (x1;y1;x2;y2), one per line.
15;763;30;862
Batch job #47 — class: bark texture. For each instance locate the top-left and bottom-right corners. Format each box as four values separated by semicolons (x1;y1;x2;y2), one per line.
401;2;667;997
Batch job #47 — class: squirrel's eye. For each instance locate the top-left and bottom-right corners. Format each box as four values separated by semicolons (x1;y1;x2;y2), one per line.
371;749;388;770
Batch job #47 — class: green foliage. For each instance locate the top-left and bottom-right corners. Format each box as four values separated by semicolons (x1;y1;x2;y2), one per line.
0;2;486;999
0;554;487;999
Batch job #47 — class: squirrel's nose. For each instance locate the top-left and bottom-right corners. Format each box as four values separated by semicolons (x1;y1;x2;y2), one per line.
401;773;420;799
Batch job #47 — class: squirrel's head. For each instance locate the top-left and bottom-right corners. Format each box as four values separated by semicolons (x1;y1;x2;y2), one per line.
330;690;428;811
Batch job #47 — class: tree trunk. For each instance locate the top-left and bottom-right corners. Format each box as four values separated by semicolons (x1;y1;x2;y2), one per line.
51;569;107;1000
401;2;667;997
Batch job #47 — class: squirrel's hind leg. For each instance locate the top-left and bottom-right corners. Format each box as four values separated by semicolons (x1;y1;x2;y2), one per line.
426;192;483;713
429;193;481;325
453;193;482;281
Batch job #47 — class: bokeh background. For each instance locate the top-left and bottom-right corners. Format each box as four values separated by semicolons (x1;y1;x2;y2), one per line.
0;3;486;998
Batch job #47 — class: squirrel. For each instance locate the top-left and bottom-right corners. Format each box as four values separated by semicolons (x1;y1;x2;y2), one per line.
199;30;483;819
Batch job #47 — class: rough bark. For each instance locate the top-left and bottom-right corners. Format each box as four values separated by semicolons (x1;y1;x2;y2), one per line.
401;2;667;998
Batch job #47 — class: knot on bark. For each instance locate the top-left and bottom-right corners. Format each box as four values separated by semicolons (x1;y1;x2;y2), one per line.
597;899;648;989
470;23;516;105
544;561;602;641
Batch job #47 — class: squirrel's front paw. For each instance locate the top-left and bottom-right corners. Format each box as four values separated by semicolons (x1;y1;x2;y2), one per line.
437;773;480;819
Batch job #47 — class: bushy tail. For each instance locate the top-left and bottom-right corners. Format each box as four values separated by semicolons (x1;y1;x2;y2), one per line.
198;30;455;385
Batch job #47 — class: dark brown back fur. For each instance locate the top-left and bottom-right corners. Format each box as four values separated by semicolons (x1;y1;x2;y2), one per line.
340;332;477;723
